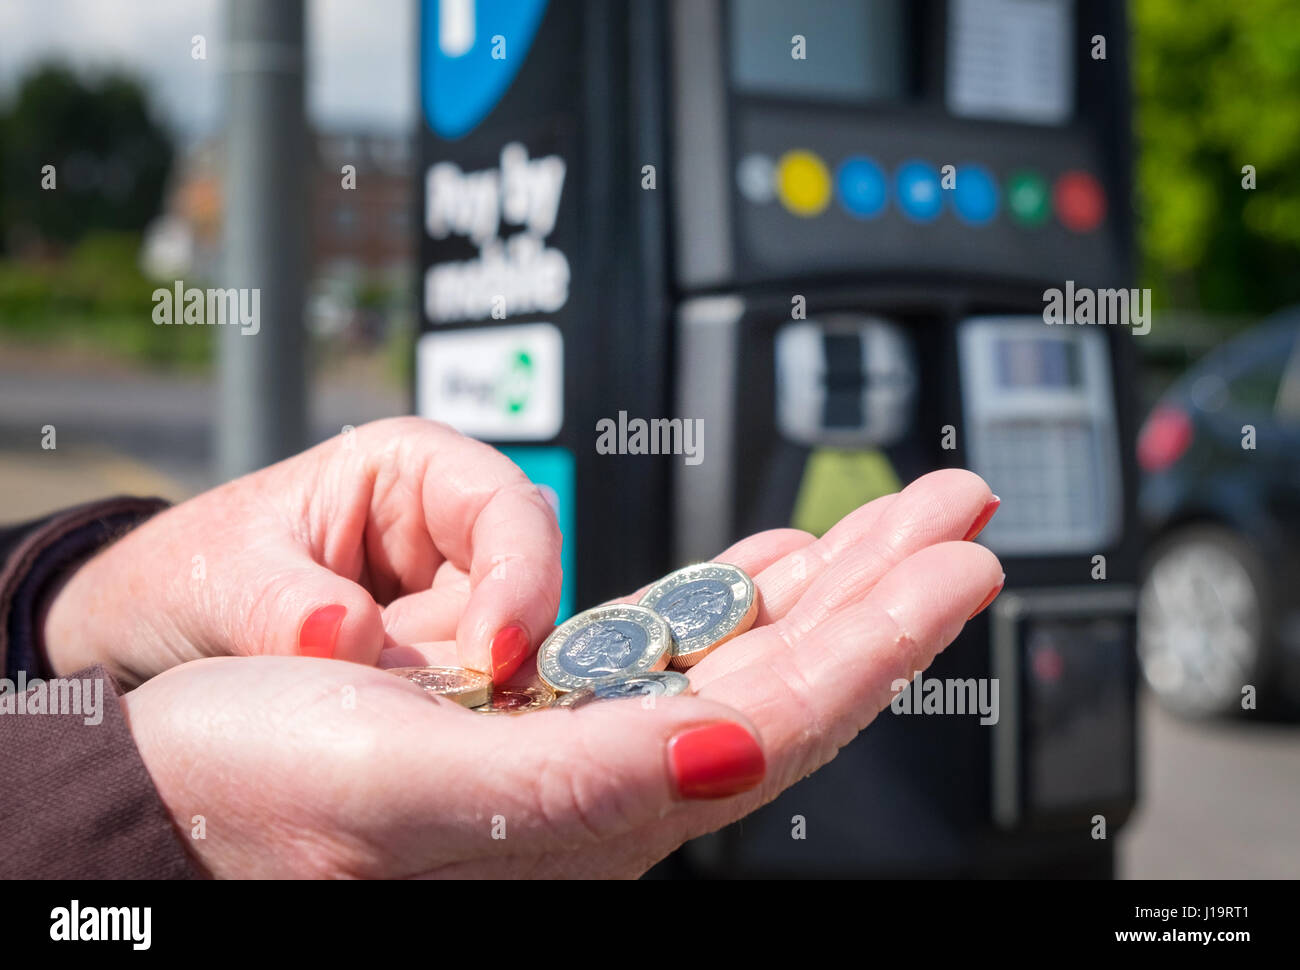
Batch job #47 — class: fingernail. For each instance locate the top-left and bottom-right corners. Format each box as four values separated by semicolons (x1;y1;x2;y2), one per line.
490;624;530;685
299;605;347;658
962;496;1001;542
968;575;1006;621
668;722;766;800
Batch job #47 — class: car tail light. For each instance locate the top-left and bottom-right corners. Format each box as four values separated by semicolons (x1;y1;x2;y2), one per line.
1137;404;1193;472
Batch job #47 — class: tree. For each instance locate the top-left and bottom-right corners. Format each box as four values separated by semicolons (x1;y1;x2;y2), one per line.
1135;0;1300;314
0;63;173;253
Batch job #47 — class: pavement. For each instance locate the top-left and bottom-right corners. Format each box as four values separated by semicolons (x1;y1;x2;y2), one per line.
1118;694;1300;878
1;350;1297;878
0;349;405;518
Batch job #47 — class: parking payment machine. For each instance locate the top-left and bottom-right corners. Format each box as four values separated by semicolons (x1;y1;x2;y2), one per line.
416;0;1139;877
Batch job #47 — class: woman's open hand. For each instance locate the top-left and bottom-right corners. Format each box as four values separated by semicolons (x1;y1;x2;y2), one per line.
45;417;564;688
123;468;1002;878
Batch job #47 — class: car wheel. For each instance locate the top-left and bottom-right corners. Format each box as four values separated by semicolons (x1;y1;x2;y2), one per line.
1138;524;1272;718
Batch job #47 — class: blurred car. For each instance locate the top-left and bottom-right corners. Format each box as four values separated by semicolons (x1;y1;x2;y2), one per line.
1137;308;1300;717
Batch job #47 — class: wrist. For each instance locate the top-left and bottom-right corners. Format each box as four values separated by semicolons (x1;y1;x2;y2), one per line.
119;683;217;878
0;497;169;683
40;499;174;685
43;547;109;677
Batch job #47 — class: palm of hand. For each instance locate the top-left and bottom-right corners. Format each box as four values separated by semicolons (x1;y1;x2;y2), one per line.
127;466;1000;879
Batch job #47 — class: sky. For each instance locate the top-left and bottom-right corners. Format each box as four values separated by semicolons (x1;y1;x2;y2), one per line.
0;0;416;138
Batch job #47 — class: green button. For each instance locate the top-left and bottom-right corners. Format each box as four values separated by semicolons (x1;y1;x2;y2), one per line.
1007;171;1049;227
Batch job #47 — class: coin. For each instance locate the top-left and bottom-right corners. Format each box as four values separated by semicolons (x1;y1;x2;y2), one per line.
537;604;673;693
638;562;758;669
472;684;555;715
387;666;492;708
554;671;692;710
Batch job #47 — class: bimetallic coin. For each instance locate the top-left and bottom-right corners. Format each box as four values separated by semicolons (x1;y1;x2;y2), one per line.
472;684;555;715
537;604;672;693
388;666;492;708
638;562;758;669
554;671;692;710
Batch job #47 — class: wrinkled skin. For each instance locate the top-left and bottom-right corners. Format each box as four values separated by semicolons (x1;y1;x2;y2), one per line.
46;417;1002;878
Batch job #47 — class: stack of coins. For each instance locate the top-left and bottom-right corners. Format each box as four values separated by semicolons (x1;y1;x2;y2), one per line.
553;671;692;710
386;561;759;714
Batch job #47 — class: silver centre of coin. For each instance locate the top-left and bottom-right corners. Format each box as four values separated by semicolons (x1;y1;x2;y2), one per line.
657;579;734;638
639;563;756;664
538;605;672;693
593;671;691;700
555;671;691;709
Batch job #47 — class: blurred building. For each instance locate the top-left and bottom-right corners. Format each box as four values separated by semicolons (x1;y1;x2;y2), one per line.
141;130;412;344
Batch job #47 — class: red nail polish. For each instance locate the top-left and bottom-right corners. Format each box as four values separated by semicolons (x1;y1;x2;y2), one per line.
668;722;766;800
490;624;530;684
962;496;1001;542
968;576;1006;621
299;605;347;658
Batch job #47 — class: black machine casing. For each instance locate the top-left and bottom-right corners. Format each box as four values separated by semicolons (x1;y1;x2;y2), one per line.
416;0;1139;877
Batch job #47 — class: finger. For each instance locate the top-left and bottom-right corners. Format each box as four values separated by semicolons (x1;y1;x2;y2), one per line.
386;692;768;874
777;470;997;636
382;563;471;645
714;527;817;576
377;639;459;669
381;527;808;656
695;541;1004;789
408;430;563;684
746;494;896;624
241;554;387;665
750;469;995;623
604;528;815;607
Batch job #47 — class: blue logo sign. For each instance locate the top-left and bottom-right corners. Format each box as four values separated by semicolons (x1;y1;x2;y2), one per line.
422;0;550;140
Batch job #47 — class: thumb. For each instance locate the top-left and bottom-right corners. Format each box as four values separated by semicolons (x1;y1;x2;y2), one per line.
409;693;769;868
233;556;386;665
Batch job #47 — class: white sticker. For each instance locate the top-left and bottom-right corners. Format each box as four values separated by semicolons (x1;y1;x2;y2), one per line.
946;0;1073;126
417;322;563;440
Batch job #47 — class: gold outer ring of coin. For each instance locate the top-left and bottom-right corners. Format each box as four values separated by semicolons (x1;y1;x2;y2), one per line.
537;604;673;693
472;684;556;714
638;562;759;669
387;666;492;708
553;687;596;709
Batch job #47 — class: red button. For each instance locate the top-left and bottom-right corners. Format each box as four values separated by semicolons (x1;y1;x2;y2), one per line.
1053;171;1106;232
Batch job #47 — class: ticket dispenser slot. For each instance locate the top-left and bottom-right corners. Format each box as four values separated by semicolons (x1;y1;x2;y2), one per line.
775;317;917;448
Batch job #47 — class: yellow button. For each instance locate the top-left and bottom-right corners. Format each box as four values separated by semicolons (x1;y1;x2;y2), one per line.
777;150;831;217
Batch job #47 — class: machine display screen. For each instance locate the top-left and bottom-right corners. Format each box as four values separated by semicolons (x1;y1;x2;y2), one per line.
729;0;907;102
994;338;1081;390
946;0;1074;125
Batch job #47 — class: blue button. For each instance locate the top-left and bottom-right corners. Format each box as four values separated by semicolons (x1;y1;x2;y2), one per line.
952;164;999;225
836;156;888;219
895;161;943;223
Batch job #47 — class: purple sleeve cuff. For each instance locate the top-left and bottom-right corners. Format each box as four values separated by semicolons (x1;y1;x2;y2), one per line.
0;663;204;879
0;497;171;682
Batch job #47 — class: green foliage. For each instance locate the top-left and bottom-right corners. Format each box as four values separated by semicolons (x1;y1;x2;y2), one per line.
0;63;173;250
1135;0;1300;313
0;64;193;366
0;232;212;368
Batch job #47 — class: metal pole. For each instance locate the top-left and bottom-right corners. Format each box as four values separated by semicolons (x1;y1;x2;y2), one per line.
218;0;308;480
